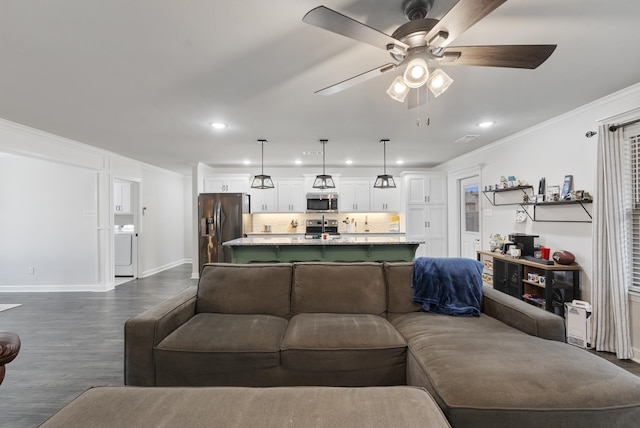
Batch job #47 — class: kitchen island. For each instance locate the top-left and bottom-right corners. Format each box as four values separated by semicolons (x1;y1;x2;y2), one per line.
223;236;423;263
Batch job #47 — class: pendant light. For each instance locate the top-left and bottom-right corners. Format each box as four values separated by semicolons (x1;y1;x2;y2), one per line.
312;139;335;189
373;139;396;189
250;139;274;189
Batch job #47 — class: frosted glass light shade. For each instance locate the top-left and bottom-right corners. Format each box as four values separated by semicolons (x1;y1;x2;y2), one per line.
427;68;454;97
403;58;429;88
386;76;410;102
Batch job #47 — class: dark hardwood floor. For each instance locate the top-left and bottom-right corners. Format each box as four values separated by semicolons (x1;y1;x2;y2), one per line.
0;264;197;428
1;263;638;427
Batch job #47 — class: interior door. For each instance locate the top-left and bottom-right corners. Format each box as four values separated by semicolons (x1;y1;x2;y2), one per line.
460;176;480;259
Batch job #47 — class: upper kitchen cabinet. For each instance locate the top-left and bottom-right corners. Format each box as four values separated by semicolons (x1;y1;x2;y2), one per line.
203;175;250;193
249;187;278;213
370;181;401;212
277;179;305;212
405;173;446;205
341;179;370;212
114;181;132;214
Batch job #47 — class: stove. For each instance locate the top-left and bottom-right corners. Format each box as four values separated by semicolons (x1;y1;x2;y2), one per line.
305;219;339;236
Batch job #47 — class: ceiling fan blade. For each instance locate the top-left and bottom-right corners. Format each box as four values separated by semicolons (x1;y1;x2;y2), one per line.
303;6;409;53
440;45;557;69
425;0;508;48
315;63;397;96
406;86;428;110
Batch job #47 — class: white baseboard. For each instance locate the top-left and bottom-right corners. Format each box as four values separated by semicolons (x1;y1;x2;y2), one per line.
0;283;115;292
140;259;191;278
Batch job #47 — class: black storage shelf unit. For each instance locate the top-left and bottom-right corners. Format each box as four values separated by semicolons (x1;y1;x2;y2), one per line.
482;186;533;206
477;250;581;317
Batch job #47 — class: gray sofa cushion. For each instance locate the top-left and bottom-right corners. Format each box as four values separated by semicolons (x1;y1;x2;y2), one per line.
154;313;287;386
392;312;640;428
281;313;407;374
292;262;386;315
40;386;451;428
196;263;292;316
384;262;422;313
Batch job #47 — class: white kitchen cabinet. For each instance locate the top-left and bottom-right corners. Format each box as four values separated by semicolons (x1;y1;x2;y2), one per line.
370;182;401;212
341;179;370;212
406;174;446;204
249;187;278;213
277;179;305;212
203;175;250;193
113;181;132;214
406;204;447;258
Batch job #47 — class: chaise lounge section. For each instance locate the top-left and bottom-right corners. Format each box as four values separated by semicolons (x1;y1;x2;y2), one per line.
125;261;640;427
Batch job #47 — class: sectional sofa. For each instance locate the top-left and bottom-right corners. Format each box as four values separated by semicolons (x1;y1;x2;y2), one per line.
124;261;640;428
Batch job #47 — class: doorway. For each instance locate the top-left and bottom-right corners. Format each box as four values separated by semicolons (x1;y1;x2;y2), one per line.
114;179;139;284
460;176;480;259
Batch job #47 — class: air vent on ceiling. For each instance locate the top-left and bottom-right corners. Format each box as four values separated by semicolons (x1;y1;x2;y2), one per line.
302;150;323;156
454;135;479;144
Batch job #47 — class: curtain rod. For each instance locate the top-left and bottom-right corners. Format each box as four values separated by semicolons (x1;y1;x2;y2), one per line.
609;118;640;132
585;118;640;137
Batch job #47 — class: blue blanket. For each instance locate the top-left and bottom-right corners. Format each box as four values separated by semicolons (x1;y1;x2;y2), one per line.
411;257;483;317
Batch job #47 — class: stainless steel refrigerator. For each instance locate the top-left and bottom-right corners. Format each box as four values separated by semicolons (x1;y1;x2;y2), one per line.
198;193;251;272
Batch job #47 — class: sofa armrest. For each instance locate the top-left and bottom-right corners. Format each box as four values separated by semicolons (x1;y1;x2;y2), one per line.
482;285;565;342
125;286;197;386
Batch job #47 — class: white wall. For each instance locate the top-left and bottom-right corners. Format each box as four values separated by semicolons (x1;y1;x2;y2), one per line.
0;119;187;291
439;82;640;360
0;154;99;287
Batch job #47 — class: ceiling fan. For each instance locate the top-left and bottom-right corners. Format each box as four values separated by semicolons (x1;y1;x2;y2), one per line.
302;0;556;107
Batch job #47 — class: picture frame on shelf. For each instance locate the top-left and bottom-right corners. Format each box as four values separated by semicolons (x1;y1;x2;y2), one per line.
561;175;573;198
547;185;561;202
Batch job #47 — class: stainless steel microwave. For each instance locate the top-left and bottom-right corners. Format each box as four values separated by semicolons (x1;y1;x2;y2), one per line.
306;193;338;212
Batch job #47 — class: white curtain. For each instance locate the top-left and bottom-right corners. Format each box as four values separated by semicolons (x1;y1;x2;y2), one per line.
592;124;633;359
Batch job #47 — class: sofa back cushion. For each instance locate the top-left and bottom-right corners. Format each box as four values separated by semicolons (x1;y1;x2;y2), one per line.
291;262;386;315
196;263;292;317
384;262;422;314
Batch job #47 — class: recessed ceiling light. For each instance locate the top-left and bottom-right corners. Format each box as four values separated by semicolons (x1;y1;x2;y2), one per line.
294;159;302;165
396;160;404;165
210;122;227;129
477;121;495;128
345;160;353;165
243;160;251;165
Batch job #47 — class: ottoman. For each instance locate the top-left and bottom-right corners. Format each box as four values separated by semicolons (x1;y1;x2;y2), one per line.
40;386;450;427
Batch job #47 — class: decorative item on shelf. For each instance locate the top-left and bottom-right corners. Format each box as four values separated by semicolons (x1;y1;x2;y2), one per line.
507;176;516;187
538;276;546;285
489;234;504;252
561;175;573;199
582;191;593;201
373;139;396;189
312;139;335;189
522;194;531;203
547;185;561;202
516;178;528;187
538;177;546;196
553;250;575;265
251;139;275;190
499;176;508;189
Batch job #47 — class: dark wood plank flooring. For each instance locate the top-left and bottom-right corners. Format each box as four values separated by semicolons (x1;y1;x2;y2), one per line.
1;263;638;427
0;264;196;428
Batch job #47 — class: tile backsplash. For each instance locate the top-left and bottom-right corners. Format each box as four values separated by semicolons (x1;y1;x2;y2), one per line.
251;212;400;234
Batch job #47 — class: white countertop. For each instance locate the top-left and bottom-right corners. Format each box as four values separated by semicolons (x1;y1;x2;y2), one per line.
223;236;423;246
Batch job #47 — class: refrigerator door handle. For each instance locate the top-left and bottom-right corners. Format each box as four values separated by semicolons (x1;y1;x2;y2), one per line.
214;202;222;245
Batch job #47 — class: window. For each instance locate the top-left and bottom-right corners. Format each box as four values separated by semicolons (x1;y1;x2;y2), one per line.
630;132;640;293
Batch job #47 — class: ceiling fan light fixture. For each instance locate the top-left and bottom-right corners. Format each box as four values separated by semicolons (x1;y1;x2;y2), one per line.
386;76;410;102
427;68;453;97
373;139;396;189
313;139;335;189
251;139;275;190
403;58;429;88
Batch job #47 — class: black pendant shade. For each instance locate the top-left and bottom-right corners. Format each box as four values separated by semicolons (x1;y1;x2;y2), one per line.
251;139;274;189
373;139;396;189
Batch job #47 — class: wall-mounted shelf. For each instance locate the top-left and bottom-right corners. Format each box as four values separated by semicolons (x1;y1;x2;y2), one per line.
530;199;593;223
483;186;593;223
482;186;533;206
